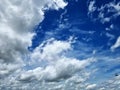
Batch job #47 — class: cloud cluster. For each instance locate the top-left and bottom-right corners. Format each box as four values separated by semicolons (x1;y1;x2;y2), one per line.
87;0;120;51
88;0;120;30
19;39;94;82
0;0;95;89
0;36;95;89
0;0;69;88
0;0;120;89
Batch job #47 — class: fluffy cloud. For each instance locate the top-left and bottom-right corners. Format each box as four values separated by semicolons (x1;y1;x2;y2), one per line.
0;0;95;89
0;0;68;88
30;38;71;63
0;37;96;89
19;58;93;82
1;0;120;89
19;39;95;82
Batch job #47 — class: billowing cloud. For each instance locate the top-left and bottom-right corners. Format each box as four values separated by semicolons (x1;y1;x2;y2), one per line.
0;0;95;89
0;0;68;88
19;39;94;82
0;36;95;89
0;0;120;90
19;58;93;82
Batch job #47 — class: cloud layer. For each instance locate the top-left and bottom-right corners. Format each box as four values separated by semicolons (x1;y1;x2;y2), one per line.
0;0;70;88
0;0;120;90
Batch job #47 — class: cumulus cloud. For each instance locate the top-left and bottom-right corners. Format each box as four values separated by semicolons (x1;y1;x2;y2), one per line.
1;0;120;89
0;0;68;88
0;0;96;89
19;58;92;82
30;38;71;63
0;37;96;89
19;39;95;82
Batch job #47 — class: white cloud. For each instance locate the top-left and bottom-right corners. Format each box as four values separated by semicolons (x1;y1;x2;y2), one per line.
111;36;120;50
52;0;68;10
86;84;96;90
0;0;96;89
1;0;120;89
30;38;71;63
19;57;94;82
88;1;96;13
0;37;96;89
108;1;120;12
0;0;68;88
88;0;120;30
19;39;95;82
99;1;120;24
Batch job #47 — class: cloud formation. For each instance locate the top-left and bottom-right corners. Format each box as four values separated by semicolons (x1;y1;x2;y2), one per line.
0;0;120;90
88;0;120;30
0;0;69;88
0;0;95;89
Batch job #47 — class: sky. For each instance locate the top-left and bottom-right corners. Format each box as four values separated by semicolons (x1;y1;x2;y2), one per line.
0;0;120;90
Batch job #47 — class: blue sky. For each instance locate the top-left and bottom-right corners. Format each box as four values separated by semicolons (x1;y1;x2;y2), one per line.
32;0;120;50
0;0;120;90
